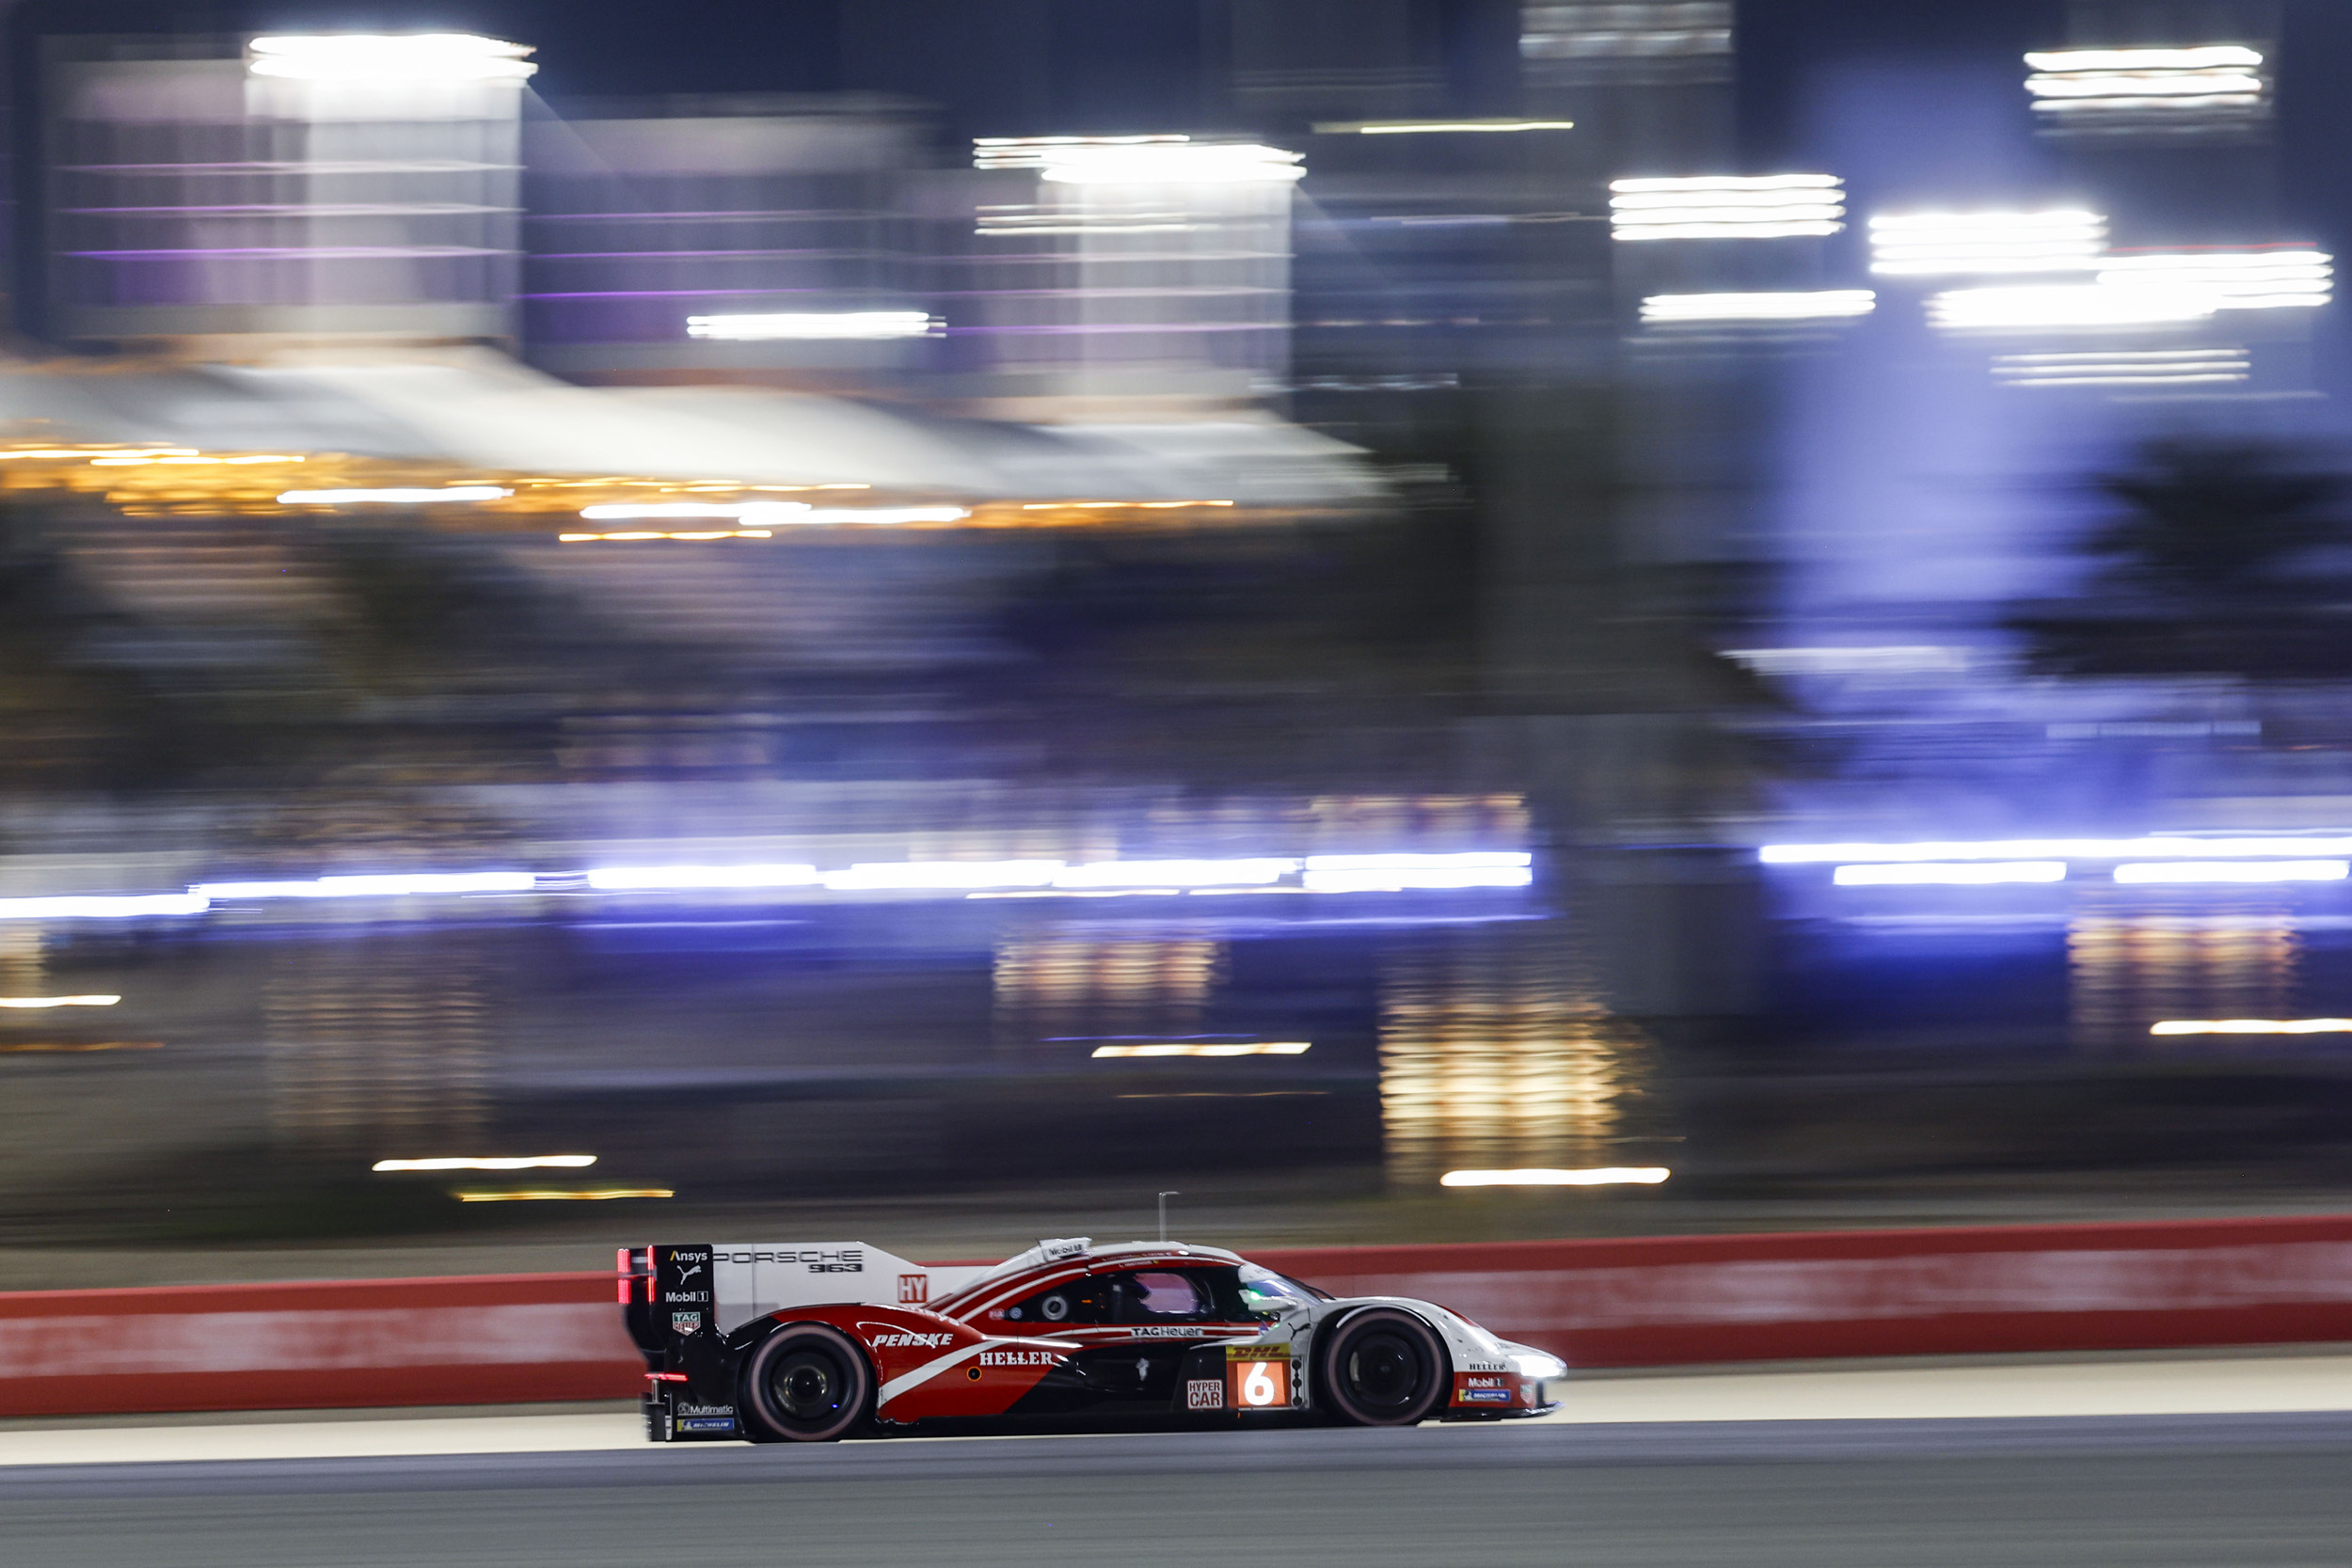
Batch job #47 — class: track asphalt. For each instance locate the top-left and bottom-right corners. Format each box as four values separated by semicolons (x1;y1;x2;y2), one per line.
1;1359;2347;1566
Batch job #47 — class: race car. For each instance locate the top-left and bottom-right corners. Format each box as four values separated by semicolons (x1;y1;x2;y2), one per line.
618;1235;1566;1442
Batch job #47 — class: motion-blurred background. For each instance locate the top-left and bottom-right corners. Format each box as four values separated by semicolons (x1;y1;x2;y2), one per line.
0;0;2349;1278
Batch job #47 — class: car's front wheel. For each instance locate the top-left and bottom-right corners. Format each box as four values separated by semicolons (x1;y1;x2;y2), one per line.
739;1324;872;1442
1314;1308;1447;1426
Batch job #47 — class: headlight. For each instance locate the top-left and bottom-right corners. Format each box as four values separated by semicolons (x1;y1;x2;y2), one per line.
1511;1352;1566;1381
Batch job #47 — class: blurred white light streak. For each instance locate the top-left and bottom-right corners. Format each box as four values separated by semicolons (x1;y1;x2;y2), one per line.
278;487;511;505
2026;46;2262;71
0;895;207;920
1724;645;1968;674
1994;348;2249;388
248;33;536;82
2150;1018;2352;1036
1834;862;2067;886
559;531;772;542
1766;837;2352;863
0;995;119;1008
373;1155;596;1171
2024;47;2264;124
2096;248;2329;309
1610;175;1844;240
584;865;819;891
455;1188;670;1202
579;502;806;522
1438;1167;1670;1186
2113;861;2347;884
1090;1042;1311;1057
1053;859;1296;888
1868;212;2106;276
1928;284;2213;329
193;873;535;900
1343;119;1575;134
975;135;1190;169
686;311;936;341
1302;852;1533;892
822;861;1065;890
1039;143;1305;184
1641;290;1875;322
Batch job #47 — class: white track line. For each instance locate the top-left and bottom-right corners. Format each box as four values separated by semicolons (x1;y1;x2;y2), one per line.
0;1354;2346;1466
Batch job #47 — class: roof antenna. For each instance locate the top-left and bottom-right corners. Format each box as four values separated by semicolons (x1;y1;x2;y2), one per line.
1157;1191;1180;1243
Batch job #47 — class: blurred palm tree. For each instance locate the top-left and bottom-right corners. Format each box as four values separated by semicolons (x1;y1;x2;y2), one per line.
2012;438;2352;679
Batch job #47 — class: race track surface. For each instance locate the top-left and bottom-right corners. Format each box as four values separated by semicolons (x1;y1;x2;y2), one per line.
4;1358;2349;1567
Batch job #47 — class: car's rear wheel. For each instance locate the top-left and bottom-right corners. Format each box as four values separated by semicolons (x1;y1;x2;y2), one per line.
1315;1308;1447;1426
739;1324;872;1442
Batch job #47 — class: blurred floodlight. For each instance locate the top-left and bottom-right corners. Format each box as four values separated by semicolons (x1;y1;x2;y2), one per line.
1724;645;1968;674
2113;860;2348;884
1833;862;2067;886
1302;851;1534;892
373;1155;596;1171
1927;283;2213;330
1609;175;1844;240
1090;1042;1311;1057
2095;247;2330;309
1641;290;1874;323
1054;859;1296;888
1439;1167;1670;1186
248;34;536;82
0;995;120;1008
580;502;811;522
278;487;511;505
1766;837;2352;863
455;1189;672;1202
2151;1018;2352;1036
975;135;1192;169
822;861;1066;890
194;873;535;900
799;507;971;525
584;864;820;891
1868;211;2106;276
2024;45;2265;134
0;894;207;920
1327;119;1575;135
1037;142;1305;184
1994;348;2249;388
686;311;937;341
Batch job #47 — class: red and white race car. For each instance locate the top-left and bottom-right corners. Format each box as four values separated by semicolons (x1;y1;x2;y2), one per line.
620;1235;1565;1441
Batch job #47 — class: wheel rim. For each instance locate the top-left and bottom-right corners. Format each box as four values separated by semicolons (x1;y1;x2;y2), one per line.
770;1349;846;1424
1343;1330;1425;1412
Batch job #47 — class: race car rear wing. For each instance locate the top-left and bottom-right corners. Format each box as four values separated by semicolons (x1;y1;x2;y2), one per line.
618;1242;993;1351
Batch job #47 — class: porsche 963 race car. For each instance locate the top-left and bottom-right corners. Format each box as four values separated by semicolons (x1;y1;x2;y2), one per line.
620;1235;1565;1441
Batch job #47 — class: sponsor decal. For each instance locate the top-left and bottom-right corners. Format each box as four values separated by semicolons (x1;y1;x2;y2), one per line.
897;1273;929;1305
977;1350;1060;1367
1123;1325;1204;1338
1461;1387;1513;1403
714;1248;865;1270
1464;1375;1509;1388
674;1262;705;1282
1040;1238;1088;1260
1186;1378;1224;1411
677;1402;734;1418
678;1417;736;1433
1461;1361;1507;1372
671;1311;702;1336
863;1328;956;1349
661;1291;709;1303
1225;1342;1292;1361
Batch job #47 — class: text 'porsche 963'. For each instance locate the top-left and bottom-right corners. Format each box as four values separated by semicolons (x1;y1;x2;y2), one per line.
619;1235;1565;1441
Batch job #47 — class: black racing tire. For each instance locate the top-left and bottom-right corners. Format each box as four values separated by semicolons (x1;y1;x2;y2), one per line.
1314;1308;1448;1427
739;1324;873;1443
